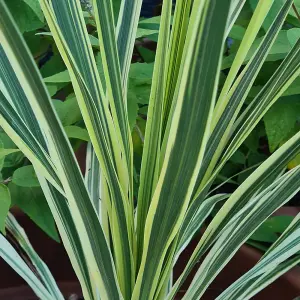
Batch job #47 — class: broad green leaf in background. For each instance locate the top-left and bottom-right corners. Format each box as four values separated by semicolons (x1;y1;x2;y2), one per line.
22;0;44;22
43;70;70;83
0;183;10;233
112;0;121;23
228;24;246;40
4;0;44;33
287;28;300;47
12;165;40;187
222;31;292;70
0;148;20;160
129;62;154;84
229;150;246;165
264;95;300;152
136;46;156;63
40;48;66;78
0;132;24;169
250;216;293;243
288;152;300;169
9;182;59;242
64;126;90;142
128;63;153;105
136;28;159;39
127;90;139;130
52;95;82;126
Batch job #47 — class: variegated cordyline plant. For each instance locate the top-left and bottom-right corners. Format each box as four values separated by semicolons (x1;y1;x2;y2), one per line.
1;0;300;299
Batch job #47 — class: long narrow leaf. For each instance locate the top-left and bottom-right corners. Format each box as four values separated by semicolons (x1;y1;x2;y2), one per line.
0;2;122;298
6;213;64;300
0;234;54;300
136;0;173;269
133;1;231;299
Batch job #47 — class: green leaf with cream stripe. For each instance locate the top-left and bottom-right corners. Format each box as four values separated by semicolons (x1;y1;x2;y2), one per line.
136;0;173;269
181;166;300;299
193;0;294;196
6;213;64;300
38;2;134;297
217;213;300;299
133;1;232;299
167;131;300;299
0;234;54;300
1;0;300;299
0;2;122;299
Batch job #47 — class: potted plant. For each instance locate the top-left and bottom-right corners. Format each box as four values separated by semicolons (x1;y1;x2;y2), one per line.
1;0;300;299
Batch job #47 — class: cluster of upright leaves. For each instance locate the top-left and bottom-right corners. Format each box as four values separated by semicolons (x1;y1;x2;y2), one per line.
1;1;300;300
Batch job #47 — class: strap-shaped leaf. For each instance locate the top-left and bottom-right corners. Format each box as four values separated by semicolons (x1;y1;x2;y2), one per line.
180;166;300;299
36;175;95;299
39;2;134;296
85;143;102;215
161;0;193;132
218;213;300;299
93;0;133;202
227;0;247;36
6;213;64;300
116;0;143;87
168;131;300;298
176;194;229;259
133;1;232;299
135;0;173;269
237;255;300;300
215;0;273;120
193;0;294;195
0;2;122;299
0;234;54;300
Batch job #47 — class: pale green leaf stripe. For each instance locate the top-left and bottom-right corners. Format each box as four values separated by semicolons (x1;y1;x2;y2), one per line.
1;40;93;298
176;194;229;259
153;239;178;300
197;32;300;201
6;213;64;300
0;148;20;159
46;0;118;164
93;0;132;185
42;0;124;190
0;234;54;300
133;1;232;299
193;0;294;194
181;167;300;299
168;131;300;298
0;46;61;189
85;144;111;241
92;3;135;262
0;46;47;150
116;0;143;86
40;3;134;297
214;0;273;125
37;175;94;300
85;143;102;215
218;213;300;299
226;0;246;36
136;0;173;269
0;3;121;299
231;36;300;153
162;0;193;133
235;255;300;300
0;91;61;192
